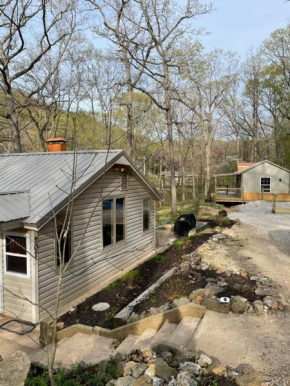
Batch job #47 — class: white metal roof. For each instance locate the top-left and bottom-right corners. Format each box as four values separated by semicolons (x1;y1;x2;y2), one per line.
214;160;290;178
0;150;162;228
0;192;30;222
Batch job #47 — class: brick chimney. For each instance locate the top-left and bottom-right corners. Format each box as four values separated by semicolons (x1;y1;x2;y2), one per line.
45;138;67;152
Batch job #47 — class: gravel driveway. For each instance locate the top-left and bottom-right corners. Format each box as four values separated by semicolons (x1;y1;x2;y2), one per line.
229;201;290;256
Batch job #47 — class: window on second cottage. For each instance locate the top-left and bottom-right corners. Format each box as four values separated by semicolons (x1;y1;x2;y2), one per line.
261;177;271;193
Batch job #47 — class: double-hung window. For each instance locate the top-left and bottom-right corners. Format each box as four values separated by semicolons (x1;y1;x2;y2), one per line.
103;197;125;247
261;177;271;193
5;235;29;278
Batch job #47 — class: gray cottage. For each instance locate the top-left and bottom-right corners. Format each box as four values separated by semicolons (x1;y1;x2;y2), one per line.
214;160;290;203
0;142;162;323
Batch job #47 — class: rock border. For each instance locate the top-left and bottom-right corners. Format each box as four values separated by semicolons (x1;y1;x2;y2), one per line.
114;267;177;327
48;303;206;344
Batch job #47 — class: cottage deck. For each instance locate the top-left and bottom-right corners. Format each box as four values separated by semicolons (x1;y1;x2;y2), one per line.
215;188;245;203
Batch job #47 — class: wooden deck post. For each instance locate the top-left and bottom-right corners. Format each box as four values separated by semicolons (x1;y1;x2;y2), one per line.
272;194;277;214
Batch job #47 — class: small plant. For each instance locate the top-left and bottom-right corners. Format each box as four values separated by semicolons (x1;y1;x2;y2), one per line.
116;293;126;303
105;306;117;322
120;269;140;283
153;254;164;263
106;280;118;291
149;296;157;303
163;277;188;301
173;236;191;251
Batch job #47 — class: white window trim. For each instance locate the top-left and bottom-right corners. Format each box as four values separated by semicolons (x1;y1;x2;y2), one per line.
4;232;31;279
260;177;271;193
102;196;127;249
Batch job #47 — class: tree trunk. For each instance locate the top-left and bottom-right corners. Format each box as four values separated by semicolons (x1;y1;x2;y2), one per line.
5;86;22;152
164;78;177;214
123;49;134;158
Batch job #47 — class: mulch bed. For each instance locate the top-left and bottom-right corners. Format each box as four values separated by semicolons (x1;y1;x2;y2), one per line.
133;268;261;314
58;231;214;330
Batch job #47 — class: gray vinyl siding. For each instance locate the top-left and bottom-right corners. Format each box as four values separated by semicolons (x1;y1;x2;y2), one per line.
1;231;33;322
38;169;156;321
242;163;290;193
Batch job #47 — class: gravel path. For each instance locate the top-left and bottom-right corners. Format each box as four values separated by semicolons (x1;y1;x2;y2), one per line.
229;201;290;255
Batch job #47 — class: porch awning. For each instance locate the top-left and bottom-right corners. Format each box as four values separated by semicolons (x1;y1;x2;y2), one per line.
0;191;30;222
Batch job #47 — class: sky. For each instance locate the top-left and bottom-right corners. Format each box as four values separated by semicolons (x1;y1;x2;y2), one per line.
193;0;290;57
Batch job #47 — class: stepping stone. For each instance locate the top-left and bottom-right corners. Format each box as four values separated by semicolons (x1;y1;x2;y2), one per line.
92;303;110;311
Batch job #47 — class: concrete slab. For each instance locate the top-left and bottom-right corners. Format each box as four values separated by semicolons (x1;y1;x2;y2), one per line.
151;323;177;345
190;311;290;372
32;332;117;368
169;316;201;348
0;319;40;359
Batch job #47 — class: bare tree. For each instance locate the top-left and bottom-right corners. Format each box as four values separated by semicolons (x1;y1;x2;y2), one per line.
129;0;212;213
0;0;78;152
86;0;153;158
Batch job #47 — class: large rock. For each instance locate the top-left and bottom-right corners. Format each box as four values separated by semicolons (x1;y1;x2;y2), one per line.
131;363;147;379
201;298;230;314
116;376;135;386
252;300;265;314
171;298;190;309
133;375;152;386
176;372;197;386
152;378;164;386
255;286;275;296
230;296;248;314
205;283;225;295
263;296;279;310
197;353;213;367
188;289;204;301
154;358;176;382
124;361;138;376
0;350;30;386
179;362;200;375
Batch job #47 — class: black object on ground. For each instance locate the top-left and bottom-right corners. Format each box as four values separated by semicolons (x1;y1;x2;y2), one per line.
0;319;36;335
174;213;196;237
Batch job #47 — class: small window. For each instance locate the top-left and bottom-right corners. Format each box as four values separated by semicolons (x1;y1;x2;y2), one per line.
261;177;271;193
143;198;150;231
55;211;72;267
103;199;113;247
103;197;126;247
120;173;128;191
5;235;28;277
116;198;125;242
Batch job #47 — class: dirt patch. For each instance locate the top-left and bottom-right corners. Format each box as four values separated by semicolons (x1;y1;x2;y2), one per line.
58;232;214;329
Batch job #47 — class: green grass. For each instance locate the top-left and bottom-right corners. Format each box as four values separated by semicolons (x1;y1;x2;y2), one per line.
156;201;225;226
119;269;140;283
173;236;191;251
149;296;157;304
25;361;120;386
153;254;164;263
